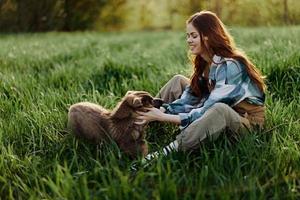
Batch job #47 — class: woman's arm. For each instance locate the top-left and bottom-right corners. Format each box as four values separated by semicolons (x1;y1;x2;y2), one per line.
135;107;181;125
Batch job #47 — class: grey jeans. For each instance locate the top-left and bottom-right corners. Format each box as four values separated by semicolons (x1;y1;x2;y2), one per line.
156;75;250;151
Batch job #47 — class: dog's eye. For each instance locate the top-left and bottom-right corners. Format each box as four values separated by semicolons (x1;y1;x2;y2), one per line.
141;95;153;105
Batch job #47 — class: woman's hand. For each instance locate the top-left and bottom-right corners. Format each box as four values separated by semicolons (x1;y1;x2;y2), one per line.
135;107;164;125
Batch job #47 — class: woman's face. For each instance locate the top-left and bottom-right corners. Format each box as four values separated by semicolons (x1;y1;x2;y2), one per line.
186;23;202;55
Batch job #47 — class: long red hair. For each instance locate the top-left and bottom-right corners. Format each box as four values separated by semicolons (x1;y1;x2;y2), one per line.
187;11;266;98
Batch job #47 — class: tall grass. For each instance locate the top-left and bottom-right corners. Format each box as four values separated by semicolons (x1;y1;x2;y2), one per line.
0;27;299;199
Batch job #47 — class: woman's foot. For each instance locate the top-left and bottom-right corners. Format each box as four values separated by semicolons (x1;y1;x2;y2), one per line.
130;140;179;171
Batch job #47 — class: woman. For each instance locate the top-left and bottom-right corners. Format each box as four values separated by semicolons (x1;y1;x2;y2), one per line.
135;11;266;163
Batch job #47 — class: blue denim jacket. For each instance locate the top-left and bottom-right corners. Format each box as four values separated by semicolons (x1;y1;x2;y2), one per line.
163;55;265;130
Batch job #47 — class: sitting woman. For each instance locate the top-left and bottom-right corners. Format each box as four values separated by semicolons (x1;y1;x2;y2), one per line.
135;11;266;163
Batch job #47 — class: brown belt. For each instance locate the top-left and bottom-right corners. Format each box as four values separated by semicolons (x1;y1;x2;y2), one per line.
233;100;265;128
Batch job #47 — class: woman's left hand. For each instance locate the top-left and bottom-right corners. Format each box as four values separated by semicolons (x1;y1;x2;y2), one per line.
135;107;165;125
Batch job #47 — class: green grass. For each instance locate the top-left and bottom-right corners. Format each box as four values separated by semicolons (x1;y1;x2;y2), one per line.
0;27;300;199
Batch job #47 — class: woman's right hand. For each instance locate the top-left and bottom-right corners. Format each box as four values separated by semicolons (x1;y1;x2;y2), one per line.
135;107;165;125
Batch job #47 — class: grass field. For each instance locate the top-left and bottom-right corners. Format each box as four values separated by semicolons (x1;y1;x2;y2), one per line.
0;26;300;199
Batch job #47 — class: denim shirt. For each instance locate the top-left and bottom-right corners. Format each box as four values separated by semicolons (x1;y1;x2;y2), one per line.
163;55;265;130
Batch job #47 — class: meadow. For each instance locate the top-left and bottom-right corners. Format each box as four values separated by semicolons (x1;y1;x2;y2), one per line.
0;26;300;199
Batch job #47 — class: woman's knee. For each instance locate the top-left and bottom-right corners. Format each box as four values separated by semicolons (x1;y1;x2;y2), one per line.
170;74;189;84
209;103;231;114
172;74;187;80
169;74;189;93
172;74;189;82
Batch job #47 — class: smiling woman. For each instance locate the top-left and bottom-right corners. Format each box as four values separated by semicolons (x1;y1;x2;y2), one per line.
186;23;208;59
135;10;266;166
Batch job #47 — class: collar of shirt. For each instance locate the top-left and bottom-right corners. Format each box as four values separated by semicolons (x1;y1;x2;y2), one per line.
212;55;237;67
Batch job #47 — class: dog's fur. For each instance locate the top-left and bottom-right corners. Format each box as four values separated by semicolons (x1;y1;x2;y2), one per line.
67;91;163;158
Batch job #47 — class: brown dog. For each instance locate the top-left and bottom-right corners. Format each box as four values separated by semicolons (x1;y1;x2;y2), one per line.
67;91;163;158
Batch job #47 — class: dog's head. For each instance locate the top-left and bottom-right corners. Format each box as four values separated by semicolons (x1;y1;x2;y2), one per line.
125;91;164;110
112;90;164;120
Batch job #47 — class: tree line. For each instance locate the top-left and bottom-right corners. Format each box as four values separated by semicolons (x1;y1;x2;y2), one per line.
0;0;299;32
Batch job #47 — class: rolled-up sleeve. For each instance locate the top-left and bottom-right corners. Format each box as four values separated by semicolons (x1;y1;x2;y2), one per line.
162;85;201;114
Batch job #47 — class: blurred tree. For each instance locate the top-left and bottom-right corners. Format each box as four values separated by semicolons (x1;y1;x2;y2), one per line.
0;0;18;31
95;0;127;31
289;0;300;24
1;0;300;32
166;0;181;29
0;0;111;32
63;0;108;31
179;0;203;16
213;0;222;17
283;0;289;24
139;0;152;29
15;0;64;31
221;0;237;23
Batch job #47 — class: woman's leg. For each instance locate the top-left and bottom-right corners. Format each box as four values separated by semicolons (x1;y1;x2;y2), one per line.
134;103;250;170
176;103;250;151
156;74;189;103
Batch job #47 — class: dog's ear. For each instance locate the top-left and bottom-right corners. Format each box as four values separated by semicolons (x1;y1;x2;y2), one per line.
125;94;143;108
125;91;134;96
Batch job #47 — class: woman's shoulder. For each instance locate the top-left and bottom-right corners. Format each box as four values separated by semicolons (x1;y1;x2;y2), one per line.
212;55;248;85
213;55;244;76
213;55;242;68
224;58;244;75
